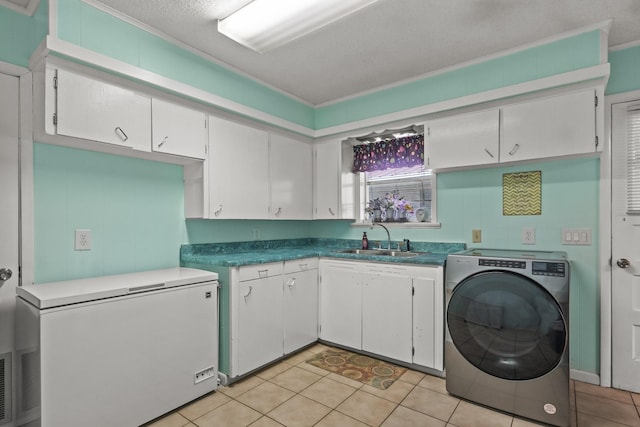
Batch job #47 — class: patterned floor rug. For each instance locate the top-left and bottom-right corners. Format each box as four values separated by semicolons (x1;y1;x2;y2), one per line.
306;349;406;390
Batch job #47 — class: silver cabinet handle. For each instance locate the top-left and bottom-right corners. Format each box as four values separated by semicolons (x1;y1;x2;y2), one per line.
287;277;296;289
0;268;12;281
299;263;307;270
484;148;494;158
243;286;253;301
214;204;223;217
158;136;168;148
617;258;631;269
508;144;520;156
328;208;336;216
258;269;269;278
114;127;128;142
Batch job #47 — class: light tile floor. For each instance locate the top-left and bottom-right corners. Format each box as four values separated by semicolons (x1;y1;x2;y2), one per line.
146;343;640;427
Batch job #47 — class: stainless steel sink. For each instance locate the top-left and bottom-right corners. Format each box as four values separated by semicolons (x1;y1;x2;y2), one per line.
336;249;428;258
338;249;391;255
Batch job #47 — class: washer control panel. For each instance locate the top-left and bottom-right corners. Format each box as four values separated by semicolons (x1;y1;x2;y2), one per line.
532;261;566;277
479;259;526;269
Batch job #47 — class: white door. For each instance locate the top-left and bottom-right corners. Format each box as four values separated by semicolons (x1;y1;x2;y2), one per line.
56;69;151;150
361;270;413;362
319;261;361;349
269;134;313;219
0;72;19;424
237;276;284;375
612;99;640;391
283;269;318;353
314;140;340;219
151;98;206;159
208;116;270;219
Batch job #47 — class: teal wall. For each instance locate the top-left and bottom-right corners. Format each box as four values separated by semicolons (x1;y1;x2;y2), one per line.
15;0;640;376
33;143;186;283
55;0;315;129
310;157;601;374
607;45;640;95
316;31;603;128
0;1;48;67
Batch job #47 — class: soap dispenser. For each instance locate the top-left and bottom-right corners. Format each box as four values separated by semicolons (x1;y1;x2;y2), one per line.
362;232;369;250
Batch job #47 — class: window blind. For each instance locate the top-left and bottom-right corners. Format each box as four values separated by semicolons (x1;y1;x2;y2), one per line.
628;108;640;214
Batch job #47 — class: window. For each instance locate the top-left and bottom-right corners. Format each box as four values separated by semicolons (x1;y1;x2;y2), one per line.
350;126;433;224
360;164;432;223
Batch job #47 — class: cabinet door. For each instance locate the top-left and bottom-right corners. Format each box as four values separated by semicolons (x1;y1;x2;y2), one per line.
314;140;340;219
319;262;361;349
152;99;206;159
208;116;270;219
56;69;151;150
413;268;444;371
284;268;318;353
361;270;413;363
237;275;284;375
427;109;499;170
270;133;313;219
501;90;596;162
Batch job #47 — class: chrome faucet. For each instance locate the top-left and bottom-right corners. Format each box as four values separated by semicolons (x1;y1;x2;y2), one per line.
370;223;391;250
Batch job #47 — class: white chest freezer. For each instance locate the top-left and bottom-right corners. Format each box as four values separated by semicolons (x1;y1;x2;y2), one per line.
15;267;219;427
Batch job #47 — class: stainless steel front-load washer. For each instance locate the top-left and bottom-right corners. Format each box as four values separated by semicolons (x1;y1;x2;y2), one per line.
445;249;570;426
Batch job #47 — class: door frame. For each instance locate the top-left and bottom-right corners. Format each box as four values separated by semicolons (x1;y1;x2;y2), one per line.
0;61;34;287
602;89;640;388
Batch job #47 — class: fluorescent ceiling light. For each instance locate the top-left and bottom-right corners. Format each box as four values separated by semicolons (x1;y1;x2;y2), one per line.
218;0;378;53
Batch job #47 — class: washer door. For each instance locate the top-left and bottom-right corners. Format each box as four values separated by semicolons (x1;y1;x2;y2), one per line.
447;271;566;380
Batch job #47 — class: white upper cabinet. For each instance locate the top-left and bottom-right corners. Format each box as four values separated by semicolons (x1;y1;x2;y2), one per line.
151;99;207;159
208;116;270;219
427;109;500;170
314;140;340;219
55;69;151;150
269;133;313;219
501;89;597;162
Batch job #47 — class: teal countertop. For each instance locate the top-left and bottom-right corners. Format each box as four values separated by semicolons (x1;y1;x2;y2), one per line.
180;238;465;267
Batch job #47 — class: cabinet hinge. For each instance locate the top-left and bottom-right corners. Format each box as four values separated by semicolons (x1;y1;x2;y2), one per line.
53;75;57;89
595;135;599;148
412;286;415;296
53;113;57;126
595;95;598;107
427;127;431;137
412;347;415;356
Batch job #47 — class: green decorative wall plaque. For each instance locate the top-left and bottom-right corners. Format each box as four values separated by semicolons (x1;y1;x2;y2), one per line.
503;171;542;216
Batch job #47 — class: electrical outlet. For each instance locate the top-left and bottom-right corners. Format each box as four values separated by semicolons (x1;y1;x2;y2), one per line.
252;227;261;241
522;227;535;245
472;229;482;243
75;229;92;251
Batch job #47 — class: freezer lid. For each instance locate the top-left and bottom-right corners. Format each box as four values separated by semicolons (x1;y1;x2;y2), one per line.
16;267;218;309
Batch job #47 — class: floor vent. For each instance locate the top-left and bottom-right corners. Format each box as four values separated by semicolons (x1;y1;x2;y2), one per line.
0;352;12;425
20;351;38;413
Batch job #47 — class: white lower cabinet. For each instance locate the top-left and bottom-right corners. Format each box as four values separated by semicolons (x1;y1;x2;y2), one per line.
319;259;444;371
284;261;319;353
237;274;284;376
225;259;318;379
361;268;413;363
319;261;362;349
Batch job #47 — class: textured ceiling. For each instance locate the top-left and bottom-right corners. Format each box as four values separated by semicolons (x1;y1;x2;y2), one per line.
94;0;640;106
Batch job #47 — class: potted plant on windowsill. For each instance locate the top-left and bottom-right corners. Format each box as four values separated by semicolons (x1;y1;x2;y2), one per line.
365;198;384;222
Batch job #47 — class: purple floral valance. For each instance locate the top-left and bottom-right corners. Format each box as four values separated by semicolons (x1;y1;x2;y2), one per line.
352;135;424;173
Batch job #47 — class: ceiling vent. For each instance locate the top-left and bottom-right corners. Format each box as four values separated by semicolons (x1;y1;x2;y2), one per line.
0;0;40;16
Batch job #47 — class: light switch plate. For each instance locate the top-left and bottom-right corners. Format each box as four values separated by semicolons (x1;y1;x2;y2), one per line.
562;228;592;245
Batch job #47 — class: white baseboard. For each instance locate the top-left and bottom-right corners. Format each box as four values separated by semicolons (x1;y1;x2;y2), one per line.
571;369;600;385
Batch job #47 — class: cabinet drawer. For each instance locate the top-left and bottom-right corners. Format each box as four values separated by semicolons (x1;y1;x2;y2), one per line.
238;262;283;282
284;258;319;274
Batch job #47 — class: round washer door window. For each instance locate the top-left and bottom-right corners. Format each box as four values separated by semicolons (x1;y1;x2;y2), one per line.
447;271;566;380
